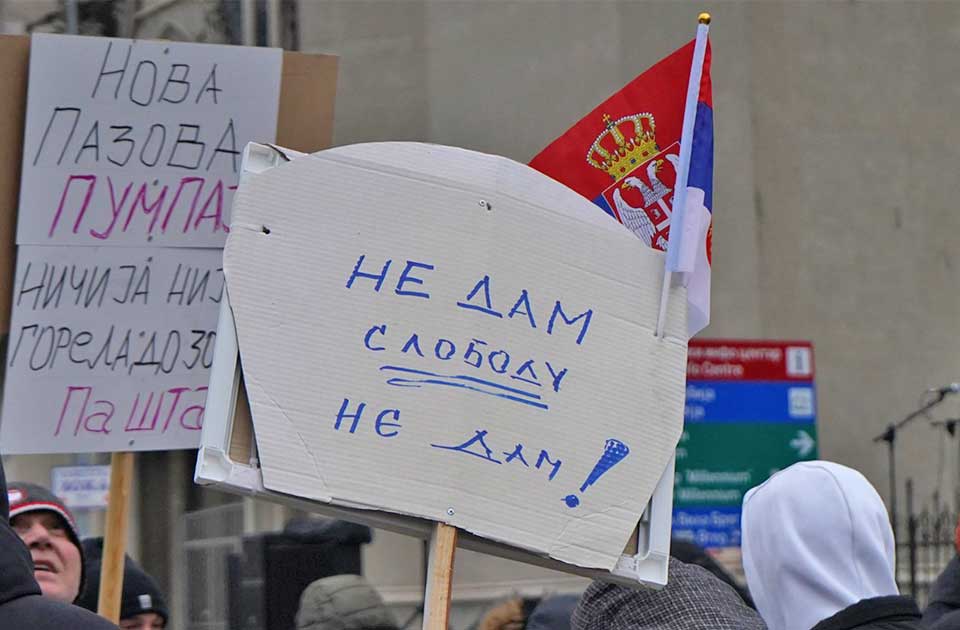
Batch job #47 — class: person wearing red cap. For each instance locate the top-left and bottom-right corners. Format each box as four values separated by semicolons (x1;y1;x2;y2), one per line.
0;459;116;629
6;481;86;604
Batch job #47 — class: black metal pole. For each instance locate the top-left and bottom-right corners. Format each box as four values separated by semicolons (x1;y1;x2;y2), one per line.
906;478;916;599
889;428;897;544
876;424;898;543
874;391;950;544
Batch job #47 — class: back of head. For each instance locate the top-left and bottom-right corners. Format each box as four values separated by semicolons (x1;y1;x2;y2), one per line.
741;460;898;630
526;594;579;630
670;538;754;608
296;574;398;630
572;557;765;630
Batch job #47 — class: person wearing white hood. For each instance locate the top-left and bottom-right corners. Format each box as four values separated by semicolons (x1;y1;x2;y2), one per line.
741;461;922;630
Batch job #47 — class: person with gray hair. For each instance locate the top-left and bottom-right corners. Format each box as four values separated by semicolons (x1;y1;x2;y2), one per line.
571;557;766;629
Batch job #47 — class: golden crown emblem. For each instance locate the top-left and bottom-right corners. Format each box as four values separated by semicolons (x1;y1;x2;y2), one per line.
586;112;659;180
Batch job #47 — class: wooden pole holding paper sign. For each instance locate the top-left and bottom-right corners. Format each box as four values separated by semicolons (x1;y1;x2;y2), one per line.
423;523;458;630
97;452;135;623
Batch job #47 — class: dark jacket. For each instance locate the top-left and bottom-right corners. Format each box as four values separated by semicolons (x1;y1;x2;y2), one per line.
0;459;117;630
810;596;922;630
924;557;960;628
572;557;766;630
930;611;960;630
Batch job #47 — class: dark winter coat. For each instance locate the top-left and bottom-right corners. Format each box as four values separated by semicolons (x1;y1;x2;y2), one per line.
924;556;960;628
810;596;922;630
0;459;117;630
930;611;960;630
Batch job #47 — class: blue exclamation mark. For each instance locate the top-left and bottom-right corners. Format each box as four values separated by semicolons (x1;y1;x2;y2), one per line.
564;439;630;508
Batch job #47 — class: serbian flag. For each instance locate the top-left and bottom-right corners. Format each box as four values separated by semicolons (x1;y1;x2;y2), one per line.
530;29;713;338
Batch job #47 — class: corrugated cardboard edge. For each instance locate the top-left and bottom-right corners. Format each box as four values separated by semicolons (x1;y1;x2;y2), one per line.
228;374;254;463
233;50;337;462
277;51;339;151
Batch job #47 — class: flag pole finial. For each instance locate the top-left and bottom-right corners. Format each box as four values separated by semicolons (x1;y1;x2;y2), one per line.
698;12;712;25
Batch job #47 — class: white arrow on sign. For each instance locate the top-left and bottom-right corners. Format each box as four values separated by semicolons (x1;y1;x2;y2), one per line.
790;430;816;458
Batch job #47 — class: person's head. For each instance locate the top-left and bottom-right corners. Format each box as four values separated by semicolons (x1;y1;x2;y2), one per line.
118;611;165;630
76;538;168;629
670;538;754;608
478;597;539;630
525;594;578;630
741;460;898;630
7;482;84;604
572;557;765;629
296;574;398;630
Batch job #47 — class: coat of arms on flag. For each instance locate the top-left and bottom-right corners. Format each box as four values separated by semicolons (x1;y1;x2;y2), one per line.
592;113;680;252
529;34;713;337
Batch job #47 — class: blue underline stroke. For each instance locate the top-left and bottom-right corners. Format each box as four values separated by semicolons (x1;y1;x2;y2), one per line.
380;366;541;399
384;377;550;410
379;366;548;410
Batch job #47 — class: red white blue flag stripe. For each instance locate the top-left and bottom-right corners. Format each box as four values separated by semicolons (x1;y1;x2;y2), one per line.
530;34;713;338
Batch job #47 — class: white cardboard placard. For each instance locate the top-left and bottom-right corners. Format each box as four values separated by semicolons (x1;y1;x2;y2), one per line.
0;246;222;453
1;34;282;455
17;33;282;248
225;142;688;570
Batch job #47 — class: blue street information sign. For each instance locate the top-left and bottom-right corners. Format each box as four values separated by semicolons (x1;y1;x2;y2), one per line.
673;340;818;548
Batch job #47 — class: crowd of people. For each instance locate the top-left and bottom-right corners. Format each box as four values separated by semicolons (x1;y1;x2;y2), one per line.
3;457;960;629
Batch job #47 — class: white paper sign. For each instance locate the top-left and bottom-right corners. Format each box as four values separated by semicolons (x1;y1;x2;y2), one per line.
17;34;282;248
51;465;112;509
225;143;688;570
0;246;222;453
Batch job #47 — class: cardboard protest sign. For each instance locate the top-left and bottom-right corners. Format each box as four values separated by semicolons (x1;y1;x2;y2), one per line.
225;142;688;570
0;34;338;455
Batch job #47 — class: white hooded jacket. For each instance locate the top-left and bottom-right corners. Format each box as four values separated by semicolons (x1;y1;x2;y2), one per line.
741;461;899;630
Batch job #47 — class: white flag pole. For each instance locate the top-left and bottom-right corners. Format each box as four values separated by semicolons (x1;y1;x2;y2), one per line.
655;12;711;338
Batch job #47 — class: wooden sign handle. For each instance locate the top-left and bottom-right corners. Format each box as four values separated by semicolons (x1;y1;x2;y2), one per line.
97;451;135;623
422;522;458;630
